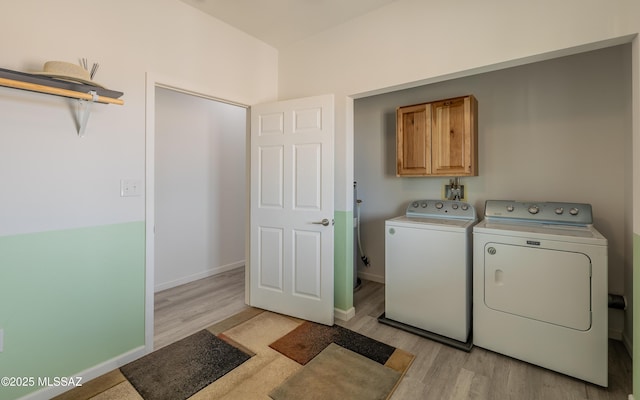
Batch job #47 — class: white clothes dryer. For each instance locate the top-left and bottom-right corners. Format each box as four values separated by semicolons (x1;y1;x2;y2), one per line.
380;199;476;351
473;200;608;386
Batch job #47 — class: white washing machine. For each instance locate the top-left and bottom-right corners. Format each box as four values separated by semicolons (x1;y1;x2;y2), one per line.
473;200;608;386
379;199;476;351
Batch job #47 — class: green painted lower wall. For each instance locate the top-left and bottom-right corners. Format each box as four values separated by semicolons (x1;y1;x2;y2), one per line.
334;211;353;312
634;233;639;397
0;222;145;400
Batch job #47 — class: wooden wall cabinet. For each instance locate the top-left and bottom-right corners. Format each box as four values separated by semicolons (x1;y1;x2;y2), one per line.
396;95;477;177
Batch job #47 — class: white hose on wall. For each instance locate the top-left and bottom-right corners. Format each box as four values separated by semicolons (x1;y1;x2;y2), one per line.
356;199;370;267
353;181;370;292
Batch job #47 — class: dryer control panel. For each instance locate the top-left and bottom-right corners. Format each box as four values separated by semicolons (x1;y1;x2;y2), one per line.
484;200;593;226
406;199;477;221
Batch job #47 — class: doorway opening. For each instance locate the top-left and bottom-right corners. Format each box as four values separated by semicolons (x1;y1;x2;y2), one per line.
145;76;248;351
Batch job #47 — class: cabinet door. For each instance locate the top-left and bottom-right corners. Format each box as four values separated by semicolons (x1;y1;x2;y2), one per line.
396;103;431;176
431;96;477;176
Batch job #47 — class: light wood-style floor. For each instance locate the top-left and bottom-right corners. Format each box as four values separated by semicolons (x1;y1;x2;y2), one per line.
154;268;632;399
154;268;249;349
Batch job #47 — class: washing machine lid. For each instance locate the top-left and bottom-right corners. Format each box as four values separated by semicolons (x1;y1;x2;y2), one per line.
388;215;476;230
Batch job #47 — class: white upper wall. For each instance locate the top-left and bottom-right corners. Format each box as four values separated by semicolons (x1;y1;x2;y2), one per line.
279;0;638;99
2;0;277;106
0;0;278;236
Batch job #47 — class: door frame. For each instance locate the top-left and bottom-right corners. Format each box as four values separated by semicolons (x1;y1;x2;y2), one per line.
144;72;249;352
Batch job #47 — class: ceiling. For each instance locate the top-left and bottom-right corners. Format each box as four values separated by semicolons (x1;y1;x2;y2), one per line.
180;0;398;49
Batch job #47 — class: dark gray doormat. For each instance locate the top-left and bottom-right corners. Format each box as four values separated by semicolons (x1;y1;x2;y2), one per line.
120;329;251;400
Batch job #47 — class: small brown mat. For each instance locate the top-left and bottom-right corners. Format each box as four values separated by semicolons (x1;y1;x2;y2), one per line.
269;320;396;365
120;329;250;400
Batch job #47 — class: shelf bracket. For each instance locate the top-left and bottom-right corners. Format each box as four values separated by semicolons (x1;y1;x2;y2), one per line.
76;91;99;137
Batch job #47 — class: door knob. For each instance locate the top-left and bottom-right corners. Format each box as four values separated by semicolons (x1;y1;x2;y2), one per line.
312;218;331;226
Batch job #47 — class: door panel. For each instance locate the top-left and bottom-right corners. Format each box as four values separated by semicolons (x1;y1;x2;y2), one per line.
259;146;284;208
258;227;283;290
294;144;321;210
259;112;284;135
396;103;430;175
250;94;334;325
432;98;465;170
293;229;321;298
293;107;322;132
483;243;591;330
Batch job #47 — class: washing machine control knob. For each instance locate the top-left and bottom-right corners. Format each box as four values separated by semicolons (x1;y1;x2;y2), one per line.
528;205;540;214
452;203;459;210
461;204;469;210
569;207;580;216
506;205;515;212
421;202;428;208
435;202;444;209
412;202;419;208
555;207;564;215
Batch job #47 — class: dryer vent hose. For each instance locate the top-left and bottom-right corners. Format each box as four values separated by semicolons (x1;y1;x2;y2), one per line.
608;294;627;310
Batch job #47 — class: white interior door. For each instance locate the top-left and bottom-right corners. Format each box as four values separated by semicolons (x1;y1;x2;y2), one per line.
249;94;334;325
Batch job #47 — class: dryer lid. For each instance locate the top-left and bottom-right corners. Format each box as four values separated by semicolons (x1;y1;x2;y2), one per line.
484;200;592;226
473;219;607;246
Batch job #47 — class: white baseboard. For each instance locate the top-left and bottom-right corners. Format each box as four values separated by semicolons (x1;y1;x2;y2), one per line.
357;270;385;284
335;306;356;321
628;395;634;400
154;261;244;292
609;328;623;341
19;346;146;400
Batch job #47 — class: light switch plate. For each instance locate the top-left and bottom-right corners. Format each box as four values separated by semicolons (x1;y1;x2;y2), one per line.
120;179;142;197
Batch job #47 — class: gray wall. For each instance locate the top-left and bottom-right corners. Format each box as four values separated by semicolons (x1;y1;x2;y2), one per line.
354;44;631;337
155;87;246;291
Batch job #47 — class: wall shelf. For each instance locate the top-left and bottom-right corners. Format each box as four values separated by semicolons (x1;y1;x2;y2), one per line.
0;77;124;105
0;67;124;136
